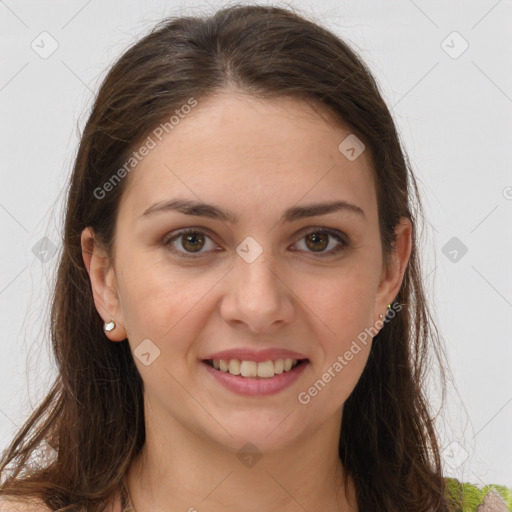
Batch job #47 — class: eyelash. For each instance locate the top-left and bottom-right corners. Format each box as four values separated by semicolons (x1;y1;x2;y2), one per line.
162;227;349;259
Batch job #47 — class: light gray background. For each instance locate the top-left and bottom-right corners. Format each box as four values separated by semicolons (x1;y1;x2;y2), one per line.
1;0;511;488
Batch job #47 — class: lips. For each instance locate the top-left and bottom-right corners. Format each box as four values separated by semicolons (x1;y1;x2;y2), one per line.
202;357;309;396
200;348;309;395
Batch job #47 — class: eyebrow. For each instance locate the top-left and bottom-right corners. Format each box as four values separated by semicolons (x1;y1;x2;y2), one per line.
139;198;366;223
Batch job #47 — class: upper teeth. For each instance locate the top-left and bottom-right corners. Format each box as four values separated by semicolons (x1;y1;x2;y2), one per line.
212;359;299;378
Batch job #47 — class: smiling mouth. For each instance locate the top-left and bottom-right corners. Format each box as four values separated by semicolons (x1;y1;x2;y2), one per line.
204;358;308;379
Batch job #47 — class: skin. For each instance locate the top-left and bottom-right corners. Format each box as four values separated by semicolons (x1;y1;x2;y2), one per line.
81;90;412;512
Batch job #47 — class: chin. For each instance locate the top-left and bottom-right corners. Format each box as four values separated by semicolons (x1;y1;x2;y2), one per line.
204;415;305;455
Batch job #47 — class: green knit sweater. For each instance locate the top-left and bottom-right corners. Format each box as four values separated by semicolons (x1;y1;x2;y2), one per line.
445;478;512;511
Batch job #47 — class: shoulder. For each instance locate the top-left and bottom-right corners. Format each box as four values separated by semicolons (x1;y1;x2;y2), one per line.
477;490;509;512
444;477;511;512
0;497;51;512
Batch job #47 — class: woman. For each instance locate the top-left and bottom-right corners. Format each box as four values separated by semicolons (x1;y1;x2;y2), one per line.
0;4;510;512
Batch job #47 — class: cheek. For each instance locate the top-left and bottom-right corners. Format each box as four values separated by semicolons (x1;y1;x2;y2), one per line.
303;263;378;340
298;283;374;416
297;263;377;394
299;343;371;425
116;250;217;347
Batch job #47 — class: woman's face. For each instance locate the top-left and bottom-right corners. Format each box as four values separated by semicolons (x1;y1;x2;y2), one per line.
85;91;410;452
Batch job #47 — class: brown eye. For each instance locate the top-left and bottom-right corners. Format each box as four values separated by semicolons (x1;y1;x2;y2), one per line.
305;232;329;252
163;227;348;260
293;228;348;256
181;232;205;252
164;229;218;258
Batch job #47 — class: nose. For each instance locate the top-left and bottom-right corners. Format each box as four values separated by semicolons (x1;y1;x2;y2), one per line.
219;247;295;334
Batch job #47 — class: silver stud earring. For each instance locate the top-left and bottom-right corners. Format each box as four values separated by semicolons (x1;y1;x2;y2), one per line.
104;320;116;332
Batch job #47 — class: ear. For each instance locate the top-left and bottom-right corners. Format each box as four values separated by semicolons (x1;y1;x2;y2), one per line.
375;216;412;321
81;226;127;342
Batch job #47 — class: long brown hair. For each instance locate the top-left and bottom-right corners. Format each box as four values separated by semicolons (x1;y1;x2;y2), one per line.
0;4;451;511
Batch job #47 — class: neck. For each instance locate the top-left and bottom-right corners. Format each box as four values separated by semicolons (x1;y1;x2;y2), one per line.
125;408;357;512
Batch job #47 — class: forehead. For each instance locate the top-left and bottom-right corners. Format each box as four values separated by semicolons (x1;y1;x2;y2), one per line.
118;92;377;224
